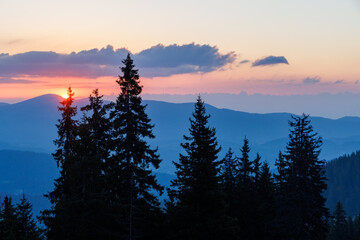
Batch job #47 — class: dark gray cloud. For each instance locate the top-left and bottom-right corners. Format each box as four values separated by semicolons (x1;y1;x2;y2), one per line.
136;44;235;70
252;56;289;67
0;77;41;84
0;44;235;78
65;45;128;65
302;76;321;84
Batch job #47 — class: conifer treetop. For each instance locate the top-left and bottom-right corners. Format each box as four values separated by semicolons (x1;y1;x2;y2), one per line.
117;53;142;97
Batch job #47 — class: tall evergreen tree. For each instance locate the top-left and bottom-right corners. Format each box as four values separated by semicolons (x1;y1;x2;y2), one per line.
67;88;112;239
40;87;79;240
16;194;42;240
108;53;163;240
280;114;329;240
167;96;237;240
235;137;258;240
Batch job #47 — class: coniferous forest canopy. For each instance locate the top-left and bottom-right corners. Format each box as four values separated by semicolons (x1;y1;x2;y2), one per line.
1;55;360;240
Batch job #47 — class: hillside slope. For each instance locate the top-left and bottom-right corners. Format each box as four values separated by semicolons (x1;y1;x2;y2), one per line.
326;151;360;216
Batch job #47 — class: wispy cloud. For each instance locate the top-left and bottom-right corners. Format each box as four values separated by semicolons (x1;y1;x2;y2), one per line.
0;77;42;84
302;76;321;84
239;60;250;64
0;44;236;78
334;80;344;84
252;56;289;67
3;39;23;45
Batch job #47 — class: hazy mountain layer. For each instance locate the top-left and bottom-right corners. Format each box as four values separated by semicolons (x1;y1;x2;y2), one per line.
1;94;360;173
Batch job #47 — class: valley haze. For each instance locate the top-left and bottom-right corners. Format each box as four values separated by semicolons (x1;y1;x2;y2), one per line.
0;94;359;173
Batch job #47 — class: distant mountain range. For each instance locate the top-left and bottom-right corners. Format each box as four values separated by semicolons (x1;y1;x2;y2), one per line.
142;92;360;119
1;94;360;173
1;94;360;215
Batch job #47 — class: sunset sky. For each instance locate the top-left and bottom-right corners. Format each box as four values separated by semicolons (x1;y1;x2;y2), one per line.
0;0;359;102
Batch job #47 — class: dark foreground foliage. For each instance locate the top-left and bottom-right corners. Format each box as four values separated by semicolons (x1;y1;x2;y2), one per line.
0;195;43;240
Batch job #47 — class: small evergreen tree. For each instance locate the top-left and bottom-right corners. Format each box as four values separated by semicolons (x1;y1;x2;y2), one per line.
220;148;239;223
0;196;18;240
274;151;287;192
346;216;355;240
256;162;276;240
273;151;288;239
353;214;360;239
16;194;42;240
238;137;252;183
221;148;238;202
253;153;261;183
328;201;348;240
167;96;237;240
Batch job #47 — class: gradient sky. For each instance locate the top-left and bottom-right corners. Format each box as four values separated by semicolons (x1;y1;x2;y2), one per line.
0;0;359;101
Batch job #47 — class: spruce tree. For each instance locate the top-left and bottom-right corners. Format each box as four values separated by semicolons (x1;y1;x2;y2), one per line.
256;162;276;240
235;137;258;240
346;216;355;240
273;151;288;239
167;96;237;240
238;137;252;183
353;214;360;239
16;194;42;240
328;201;348;240
68;88;112;239
280;114;328;240
221;148;238;204
253;153;261;183
40;87;79;240
274;151;287;192
108;53;163;240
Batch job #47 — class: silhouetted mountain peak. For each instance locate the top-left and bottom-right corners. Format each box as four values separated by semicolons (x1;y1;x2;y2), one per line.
13;94;63;108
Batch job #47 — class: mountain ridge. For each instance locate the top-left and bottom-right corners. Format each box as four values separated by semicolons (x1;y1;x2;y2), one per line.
0;94;360;172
